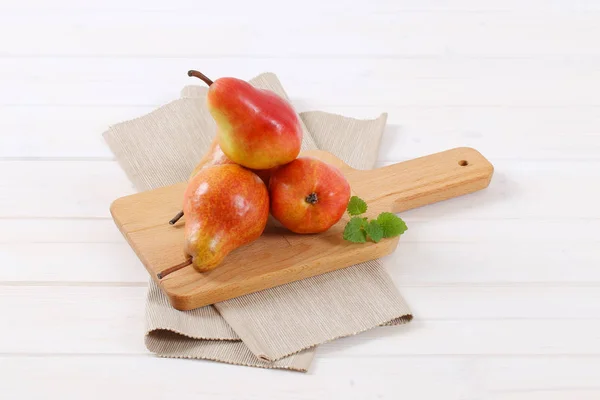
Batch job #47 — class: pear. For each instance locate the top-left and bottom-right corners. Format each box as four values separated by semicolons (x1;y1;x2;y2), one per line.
270;157;351;234
189;137;235;179
183;164;269;272
189;136;273;185
188;70;303;170
169;136;272;226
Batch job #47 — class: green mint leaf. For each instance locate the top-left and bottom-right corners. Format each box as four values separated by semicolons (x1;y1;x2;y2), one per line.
343;217;367;243
347;196;368;216
376;212;408;238
364;220;384;243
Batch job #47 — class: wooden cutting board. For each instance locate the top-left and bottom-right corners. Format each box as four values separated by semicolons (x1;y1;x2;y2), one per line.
111;147;493;310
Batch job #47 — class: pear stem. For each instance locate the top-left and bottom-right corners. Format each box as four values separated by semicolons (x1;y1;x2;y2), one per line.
188;70;213;86
157;258;193;279
169;211;184;225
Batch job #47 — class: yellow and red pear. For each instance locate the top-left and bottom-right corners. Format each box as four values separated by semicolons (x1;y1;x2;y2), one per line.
183;164;269;272
188;70;303;170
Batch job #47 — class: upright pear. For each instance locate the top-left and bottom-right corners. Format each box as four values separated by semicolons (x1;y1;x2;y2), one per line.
188;70;303;170
183;164;269;272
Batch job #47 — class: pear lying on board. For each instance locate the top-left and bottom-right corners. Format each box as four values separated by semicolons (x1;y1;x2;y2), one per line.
183;164;269;272
188;70;303;170
270;157;351;234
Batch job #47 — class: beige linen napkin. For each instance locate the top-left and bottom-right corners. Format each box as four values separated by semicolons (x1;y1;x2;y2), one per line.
104;73;412;372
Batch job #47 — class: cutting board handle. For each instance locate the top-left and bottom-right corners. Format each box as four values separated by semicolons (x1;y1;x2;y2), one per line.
355;147;494;213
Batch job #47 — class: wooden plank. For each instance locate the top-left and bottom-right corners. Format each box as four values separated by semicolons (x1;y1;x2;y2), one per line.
2;158;599;219
398;219;600;242
0;219;123;243
0;161;135;218
5;284;600;322
1;13;600;57
390;242;600;284
3;218;597;245
3;219;600;284
2;0;599;13
3;241;600;284
7;76;600;107
399;286;600;320
5;57;600;107
3;105;600;160
2;355;597;399
2;286;600;354
0;105;151;159
0;356;476;399
1;355;599;399
0;243;146;282
479;356;600;393
3;242;600;284
491;391;600;400
8;57;600;83
0;287;148;354
321;320;600;356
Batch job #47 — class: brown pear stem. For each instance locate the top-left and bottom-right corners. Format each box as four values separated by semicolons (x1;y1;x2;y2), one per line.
188;70;213;86
157;258;193;279
169;211;184;225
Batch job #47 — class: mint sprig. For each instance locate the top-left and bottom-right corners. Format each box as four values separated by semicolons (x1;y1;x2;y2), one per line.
343;217;367;243
343;196;407;243
377;212;408;238
347;196;368;216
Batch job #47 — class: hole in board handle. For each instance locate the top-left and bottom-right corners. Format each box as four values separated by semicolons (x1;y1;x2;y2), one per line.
458;160;469;166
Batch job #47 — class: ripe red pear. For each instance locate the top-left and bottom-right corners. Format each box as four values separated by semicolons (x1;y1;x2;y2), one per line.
183;164;269;272
188;70;303;170
269;157;351;234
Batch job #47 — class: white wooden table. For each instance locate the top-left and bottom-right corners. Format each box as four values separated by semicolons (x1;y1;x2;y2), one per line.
2;1;600;398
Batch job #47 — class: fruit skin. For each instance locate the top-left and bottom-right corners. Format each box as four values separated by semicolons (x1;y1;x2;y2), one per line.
251;167;274;187
189;136;273;185
269;157;351;234
189;137;235;179
207;77;303;170
183;164;269;272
